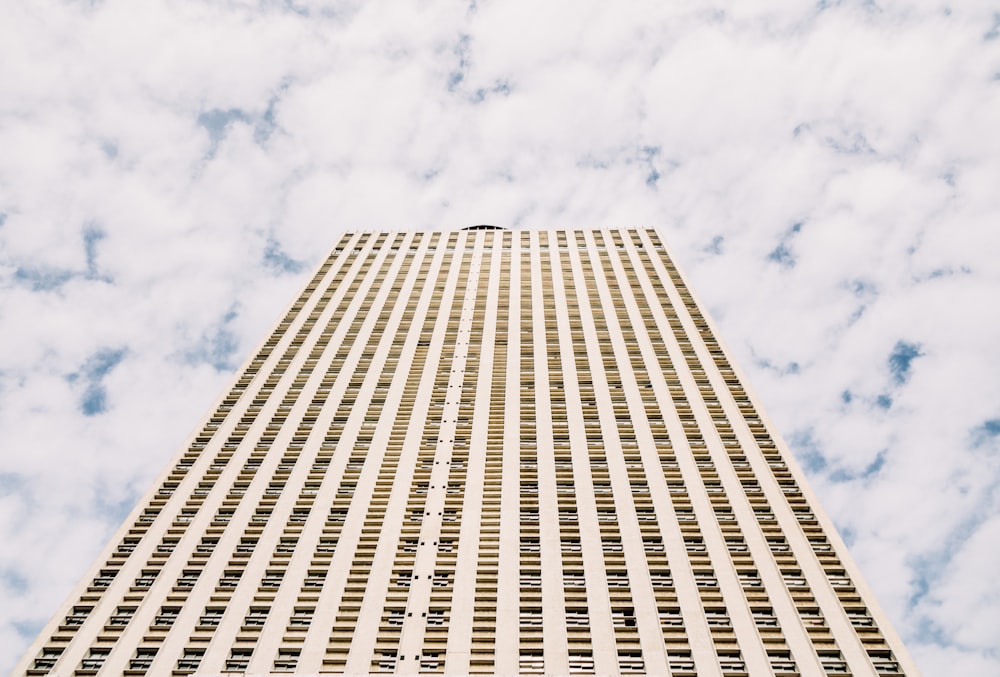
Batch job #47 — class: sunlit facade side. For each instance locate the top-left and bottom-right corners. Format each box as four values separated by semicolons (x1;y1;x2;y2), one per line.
13;227;921;677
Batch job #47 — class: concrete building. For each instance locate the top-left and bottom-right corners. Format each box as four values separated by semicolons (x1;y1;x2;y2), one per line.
13;227;920;676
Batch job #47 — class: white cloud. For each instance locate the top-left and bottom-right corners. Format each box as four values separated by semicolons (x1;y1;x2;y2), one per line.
1;1;999;674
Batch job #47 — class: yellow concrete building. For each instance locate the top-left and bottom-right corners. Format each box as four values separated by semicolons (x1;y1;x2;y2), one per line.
13;227;920;676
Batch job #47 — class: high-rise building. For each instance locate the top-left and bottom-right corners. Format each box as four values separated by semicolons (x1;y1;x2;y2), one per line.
13;227;920;677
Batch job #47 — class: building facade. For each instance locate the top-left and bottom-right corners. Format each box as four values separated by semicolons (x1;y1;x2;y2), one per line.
13;227;920;677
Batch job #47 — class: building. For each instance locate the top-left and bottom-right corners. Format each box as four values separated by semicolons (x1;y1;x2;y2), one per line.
12;227;921;677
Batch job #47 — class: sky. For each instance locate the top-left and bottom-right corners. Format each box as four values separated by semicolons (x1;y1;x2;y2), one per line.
1;1;998;675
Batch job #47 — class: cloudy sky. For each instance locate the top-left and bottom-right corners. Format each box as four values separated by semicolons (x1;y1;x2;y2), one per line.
1;1;999;675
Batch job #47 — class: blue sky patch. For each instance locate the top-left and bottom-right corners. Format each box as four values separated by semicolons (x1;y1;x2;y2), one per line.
84;348;127;380
828;450;886;483
254;89;284;143
471;79;512;104
848;278;877;297
95;481;140;524
767;242;794;267
971;418;1000;447
448;34;471;93
863;450;887;477
984;13;1000;41
789;428;826;473
14;267;75;292
198;108;251;157
767;222;803;269
754;353;800;376
704;235;724;255
183;307;241;371
82;225;112;282
0;472;22;496
13;619;42;640
81;388;107;416
263;238;305;274
70;348;127;416
823;129;875;155
13;226;112;290
888;340;923;384
0;569;29;594
640;145;662;187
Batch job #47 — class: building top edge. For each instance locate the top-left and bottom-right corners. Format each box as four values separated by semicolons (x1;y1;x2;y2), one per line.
337;225;658;234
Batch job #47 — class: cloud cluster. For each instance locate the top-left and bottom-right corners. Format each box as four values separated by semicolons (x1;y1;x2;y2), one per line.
2;1;998;674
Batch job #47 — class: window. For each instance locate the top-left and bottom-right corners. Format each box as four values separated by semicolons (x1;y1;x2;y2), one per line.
649;570;673;587
568;652;594;673
705;608;731;628
520;571;541;588
753;607;778;627
800;606;824;627
519;608;542;626
80;648;110;671
303;570;326;588
244;607;270;626
108;606;136;626
659;607;683;627
420;652;442;670
611;607;636;628
118;538;140;554
607;571;630;587
819;652;848;674
176;570;201;588
846;607;874;627
519;652;544;674
289;607;314;626
668;653;695;672
156;538;178;553
33;647;63;671
154;607;180;627
91;569;117;588
217;570;242;588
196;538;218;554
199;607;226;626
64;606;92;626
768;651;797;674
133;570;158;588
719;652;745;673
226;648;253;671
177;648;204;671
618;651;644;672
869;650;901;674
261;570;285;588
274;649;300;672
129;647;158;671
